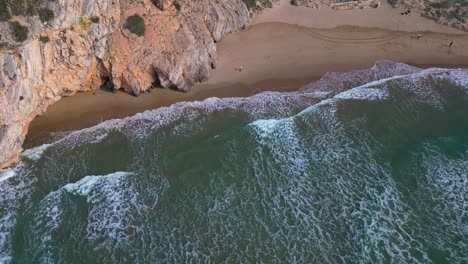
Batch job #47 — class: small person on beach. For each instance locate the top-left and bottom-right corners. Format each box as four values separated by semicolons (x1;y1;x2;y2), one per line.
239;66;244;72
417;33;421;39
449;41;453;48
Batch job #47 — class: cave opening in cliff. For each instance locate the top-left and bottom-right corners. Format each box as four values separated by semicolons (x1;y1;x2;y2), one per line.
151;67;163;89
100;76;115;92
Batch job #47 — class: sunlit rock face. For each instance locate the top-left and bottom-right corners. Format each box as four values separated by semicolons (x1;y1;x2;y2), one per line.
0;0;250;168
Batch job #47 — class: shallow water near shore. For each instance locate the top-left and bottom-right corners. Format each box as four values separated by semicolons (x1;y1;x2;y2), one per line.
1;62;468;263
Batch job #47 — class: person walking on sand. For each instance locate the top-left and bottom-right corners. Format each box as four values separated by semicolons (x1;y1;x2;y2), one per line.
449;41;453;48
417;33;421;39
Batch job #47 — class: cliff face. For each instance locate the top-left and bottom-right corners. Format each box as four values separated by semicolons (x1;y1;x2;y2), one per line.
0;0;250;168
106;0;249;94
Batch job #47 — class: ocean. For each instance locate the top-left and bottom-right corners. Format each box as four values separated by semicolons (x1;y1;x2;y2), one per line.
0;61;467;263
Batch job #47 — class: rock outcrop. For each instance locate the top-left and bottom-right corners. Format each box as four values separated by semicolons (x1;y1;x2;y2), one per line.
106;0;249;94
0;0;250;168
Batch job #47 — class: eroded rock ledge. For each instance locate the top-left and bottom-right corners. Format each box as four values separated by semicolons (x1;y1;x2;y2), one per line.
0;0;253;168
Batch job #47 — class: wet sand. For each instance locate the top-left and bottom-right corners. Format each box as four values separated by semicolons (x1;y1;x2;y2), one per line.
27;1;468;146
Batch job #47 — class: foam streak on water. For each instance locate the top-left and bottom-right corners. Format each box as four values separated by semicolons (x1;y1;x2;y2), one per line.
1;61;468;263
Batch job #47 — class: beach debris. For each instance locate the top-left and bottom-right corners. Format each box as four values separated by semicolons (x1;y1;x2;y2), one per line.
401;10;411;15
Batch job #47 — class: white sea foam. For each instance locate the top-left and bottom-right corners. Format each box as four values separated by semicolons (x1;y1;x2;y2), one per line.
243;71;453;262
18;171;135;263
250;119;285;137
0;169;14;183
18;60;428;164
3;61;468;262
335;87;389;100
300;60;422;93
63;175;101;196
20;143;52;161
0;256;12;264
27;63;448;140
434;69;468;90
63;171;132;197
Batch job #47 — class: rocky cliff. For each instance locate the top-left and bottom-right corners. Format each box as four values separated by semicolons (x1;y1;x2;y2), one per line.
0;0;251;168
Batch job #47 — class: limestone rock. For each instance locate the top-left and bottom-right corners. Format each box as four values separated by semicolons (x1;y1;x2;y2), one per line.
105;0;250;93
0;0;121;168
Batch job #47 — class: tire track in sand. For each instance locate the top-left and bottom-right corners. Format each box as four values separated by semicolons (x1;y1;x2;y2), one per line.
298;27;399;44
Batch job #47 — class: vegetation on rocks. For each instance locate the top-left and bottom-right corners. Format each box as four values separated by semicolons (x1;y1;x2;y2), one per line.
242;0;276;11
0;0;11;21
38;7;54;23
291;0;466;32
0;0;54;21
39;35;49;43
9;21;29;42
1;0;54;43
391;0;468;31
80;17;91;30
423;0;467;24
1;0;48;17
243;0;256;9
387;0;398;7
151;0;165;11
90;16;100;23
173;1;181;11
124;14;146;36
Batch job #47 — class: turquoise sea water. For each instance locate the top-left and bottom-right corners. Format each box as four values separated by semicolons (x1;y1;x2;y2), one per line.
0;61;467;263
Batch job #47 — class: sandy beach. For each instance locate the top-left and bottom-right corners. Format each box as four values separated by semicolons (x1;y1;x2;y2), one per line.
26;0;468;146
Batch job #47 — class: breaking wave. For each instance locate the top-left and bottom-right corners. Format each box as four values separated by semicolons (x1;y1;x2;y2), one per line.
1;61;467;263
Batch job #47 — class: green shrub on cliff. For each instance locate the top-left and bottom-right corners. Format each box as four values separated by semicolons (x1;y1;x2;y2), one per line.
80;17;91;30
9;21;29;42
1;0;55;21
90;16;100;23
124;14;146;37
0;0;11;21
151;0;164;11
243;0;256;9
39;35;49;43
387;0;399;7
5;0;45;16
173;1;181;11
38;7;54;22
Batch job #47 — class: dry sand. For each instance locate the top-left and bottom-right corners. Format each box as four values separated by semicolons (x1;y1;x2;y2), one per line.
253;0;464;33
26;1;468;146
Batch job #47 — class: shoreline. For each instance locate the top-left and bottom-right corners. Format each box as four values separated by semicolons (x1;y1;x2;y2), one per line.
26;2;468;147
26;61;468;148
